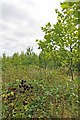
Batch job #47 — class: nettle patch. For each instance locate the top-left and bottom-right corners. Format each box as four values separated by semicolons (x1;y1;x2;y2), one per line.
2;79;79;119
2;79;34;118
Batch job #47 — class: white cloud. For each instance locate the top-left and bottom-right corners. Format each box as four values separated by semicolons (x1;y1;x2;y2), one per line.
0;0;64;56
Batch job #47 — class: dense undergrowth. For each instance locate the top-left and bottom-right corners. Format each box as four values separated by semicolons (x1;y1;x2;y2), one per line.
1;65;79;119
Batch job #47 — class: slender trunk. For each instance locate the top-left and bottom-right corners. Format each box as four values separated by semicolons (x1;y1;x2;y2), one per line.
70;65;74;81
70;45;74;80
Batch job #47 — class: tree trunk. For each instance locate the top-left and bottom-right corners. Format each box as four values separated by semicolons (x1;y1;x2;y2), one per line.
70;66;74;81
70;45;74;80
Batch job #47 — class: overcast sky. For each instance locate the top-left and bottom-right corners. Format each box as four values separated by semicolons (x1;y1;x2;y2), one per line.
0;0;64;56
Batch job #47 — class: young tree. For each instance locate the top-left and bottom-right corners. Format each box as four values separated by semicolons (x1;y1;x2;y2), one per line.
36;1;79;80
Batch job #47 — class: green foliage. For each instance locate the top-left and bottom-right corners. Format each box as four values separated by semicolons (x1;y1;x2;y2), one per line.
76;62;80;71
2;77;79;119
36;2;79;80
2;47;39;69
2;79;34;118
